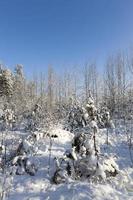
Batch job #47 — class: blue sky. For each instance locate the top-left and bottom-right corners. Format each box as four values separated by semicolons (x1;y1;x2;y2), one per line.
0;0;133;77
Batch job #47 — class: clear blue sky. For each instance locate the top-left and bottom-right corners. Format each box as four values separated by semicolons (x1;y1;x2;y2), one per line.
0;0;133;76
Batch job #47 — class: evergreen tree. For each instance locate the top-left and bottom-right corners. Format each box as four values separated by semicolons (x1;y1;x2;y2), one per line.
0;69;13;98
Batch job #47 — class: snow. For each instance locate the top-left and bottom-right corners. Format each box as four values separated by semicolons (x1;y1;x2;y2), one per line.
0;124;133;200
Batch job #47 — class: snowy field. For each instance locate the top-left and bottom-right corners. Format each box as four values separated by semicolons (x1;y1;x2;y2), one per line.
0;124;133;200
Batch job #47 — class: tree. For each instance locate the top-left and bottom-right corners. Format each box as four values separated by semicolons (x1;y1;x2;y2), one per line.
47;66;54;111
104;56;116;115
12;64;26;114
0;68;13;99
115;53;128;118
84;63;98;105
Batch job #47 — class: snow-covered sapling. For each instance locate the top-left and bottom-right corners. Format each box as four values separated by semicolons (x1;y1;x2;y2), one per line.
100;106;115;145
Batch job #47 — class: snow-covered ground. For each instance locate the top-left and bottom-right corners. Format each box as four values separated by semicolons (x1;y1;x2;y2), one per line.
0;124;133;200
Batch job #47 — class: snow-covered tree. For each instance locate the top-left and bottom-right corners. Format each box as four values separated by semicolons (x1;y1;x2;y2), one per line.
52;131;119;184
65;104;87;132
0;69;13;98
99;105;115;129
24;103;43;132
53;94;118;184
0;104;16;130
12;64;26;114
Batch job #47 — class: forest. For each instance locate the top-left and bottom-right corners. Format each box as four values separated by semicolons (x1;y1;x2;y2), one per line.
0;50;133;199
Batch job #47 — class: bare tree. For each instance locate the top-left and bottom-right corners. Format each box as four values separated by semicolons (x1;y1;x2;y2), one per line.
104;56;116;115
47;66;54;112
83;63;98;104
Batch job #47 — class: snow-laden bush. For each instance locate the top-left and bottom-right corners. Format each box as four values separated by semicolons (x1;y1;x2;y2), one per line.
11;155;38;176
52;95;118;184
52;131;119;184
0;131;38;177
65;104;87;132
16;128;44;156
23;104;54;135
4;131;40;177
0;104;16;130
65;95;114;133
23;104;42;132
99;105;115;129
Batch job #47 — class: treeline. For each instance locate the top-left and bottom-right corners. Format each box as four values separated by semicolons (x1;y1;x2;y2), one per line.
0;50;133;119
